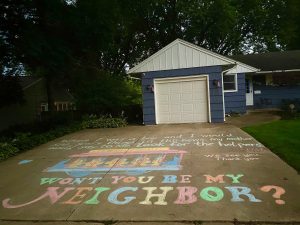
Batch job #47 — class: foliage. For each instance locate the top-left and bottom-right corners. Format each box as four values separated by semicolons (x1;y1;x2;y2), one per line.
0;76;24;108
0;143;19;160
280;99;300;119
81;115;127;129
1;0;300;113
72;70;142;113
2;0;300;76
0;115;127;161
243;119;300;172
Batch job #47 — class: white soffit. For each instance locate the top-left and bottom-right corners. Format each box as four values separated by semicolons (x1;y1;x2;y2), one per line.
128;39;259;74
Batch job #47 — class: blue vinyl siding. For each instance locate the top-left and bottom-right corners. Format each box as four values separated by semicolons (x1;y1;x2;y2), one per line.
142;66;224;125
224;73;246;114
253;85;300;108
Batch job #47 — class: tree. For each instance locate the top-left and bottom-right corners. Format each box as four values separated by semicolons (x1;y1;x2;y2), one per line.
1;0;299;114
0;76;24;108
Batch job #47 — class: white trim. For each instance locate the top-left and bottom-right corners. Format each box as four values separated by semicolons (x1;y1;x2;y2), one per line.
153;75;211;124
128;39;259;74
154;75;207;83
206;76;211;123
221;67;234;121
245;77;254;106
223;73;238;92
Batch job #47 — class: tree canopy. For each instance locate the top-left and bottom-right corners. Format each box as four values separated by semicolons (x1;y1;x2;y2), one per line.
1;0;299;110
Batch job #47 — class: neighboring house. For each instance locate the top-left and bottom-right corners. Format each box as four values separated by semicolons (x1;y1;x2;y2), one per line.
127;39;300;125
230;51;300;109
0;76;75;131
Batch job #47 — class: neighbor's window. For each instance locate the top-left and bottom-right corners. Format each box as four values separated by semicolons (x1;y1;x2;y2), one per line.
40;103;48;112
223;74;237;91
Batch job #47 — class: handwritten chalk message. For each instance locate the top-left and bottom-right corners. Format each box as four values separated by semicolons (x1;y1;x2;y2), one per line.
204;153;261;161
2;174;286;208
48;133;265;151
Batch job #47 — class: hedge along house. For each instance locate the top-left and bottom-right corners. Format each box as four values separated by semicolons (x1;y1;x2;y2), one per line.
230;50;300;110
128;39;258;125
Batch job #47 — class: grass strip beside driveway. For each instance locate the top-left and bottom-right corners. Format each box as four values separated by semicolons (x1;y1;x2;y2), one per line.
242;119;300;173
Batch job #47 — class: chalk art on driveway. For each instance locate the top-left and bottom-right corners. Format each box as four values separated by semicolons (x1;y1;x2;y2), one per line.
45;147;187;177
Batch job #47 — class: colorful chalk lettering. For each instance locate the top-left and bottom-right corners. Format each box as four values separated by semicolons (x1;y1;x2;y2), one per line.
225;186;262;202
108;187;138;205
174;186;197;204
139;187;174;205
18;160;33;165
3;184;284;208
200;187;224;201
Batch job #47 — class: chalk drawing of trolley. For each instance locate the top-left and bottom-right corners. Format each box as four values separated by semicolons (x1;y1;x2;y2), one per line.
45;147;187;177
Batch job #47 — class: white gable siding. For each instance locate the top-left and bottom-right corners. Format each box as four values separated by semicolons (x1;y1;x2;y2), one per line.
128;39;258;74
226;64;254;74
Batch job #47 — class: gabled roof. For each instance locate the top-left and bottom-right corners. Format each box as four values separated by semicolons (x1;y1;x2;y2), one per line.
18;76;74;102
18;76;43;90
230;50;300;71
128;39;258;74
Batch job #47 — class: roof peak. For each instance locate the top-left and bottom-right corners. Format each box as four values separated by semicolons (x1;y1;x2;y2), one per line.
128;39;258;74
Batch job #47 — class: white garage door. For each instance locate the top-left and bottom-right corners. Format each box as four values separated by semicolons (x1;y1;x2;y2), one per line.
154;76;209;124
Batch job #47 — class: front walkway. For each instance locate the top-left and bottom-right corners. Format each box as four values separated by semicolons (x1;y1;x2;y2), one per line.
225;110;281;127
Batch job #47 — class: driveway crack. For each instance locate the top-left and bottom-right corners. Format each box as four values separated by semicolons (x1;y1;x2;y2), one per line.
66;131;153;221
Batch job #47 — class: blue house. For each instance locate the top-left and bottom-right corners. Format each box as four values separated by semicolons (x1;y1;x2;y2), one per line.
231;50;300;110
127;39;300;125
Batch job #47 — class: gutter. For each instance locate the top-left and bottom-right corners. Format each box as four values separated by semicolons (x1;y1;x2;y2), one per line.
255;69;300;74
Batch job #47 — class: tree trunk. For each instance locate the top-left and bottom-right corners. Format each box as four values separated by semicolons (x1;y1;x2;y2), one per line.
45;76;55;112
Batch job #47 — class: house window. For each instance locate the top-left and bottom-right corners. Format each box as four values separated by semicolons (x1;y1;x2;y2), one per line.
41;103;48;112
54;102;73;111
223;74;237;92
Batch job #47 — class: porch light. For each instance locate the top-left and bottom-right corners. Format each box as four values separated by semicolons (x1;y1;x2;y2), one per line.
146;85;154;92
213;79;221;87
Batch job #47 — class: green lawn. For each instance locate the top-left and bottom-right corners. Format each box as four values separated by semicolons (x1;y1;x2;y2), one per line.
242;119;300;172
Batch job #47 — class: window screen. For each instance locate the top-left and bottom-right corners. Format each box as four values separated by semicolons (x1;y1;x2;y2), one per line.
223;74;237;91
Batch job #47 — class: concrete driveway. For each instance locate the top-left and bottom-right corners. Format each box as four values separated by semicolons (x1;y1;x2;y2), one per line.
0;124;299;225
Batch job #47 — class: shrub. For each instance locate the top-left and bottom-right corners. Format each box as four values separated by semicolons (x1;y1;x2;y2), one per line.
282;99;300;111
0;143;19;160
280;99;300;119
0;115;127;161
81;115;127;128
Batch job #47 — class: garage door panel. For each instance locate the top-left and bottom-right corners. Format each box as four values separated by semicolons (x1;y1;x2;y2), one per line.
182;114;194;122
159;114;170;122
194;94;207;101
181;82;193;92
156;94;169;102
155;76;209;124
182;104;193;112
193;81;205;89
170;83;181;92
194;103;207;112
181;93;192;101
170;94;181;102
156;84;169;94
159;104;169;112
170;104;181;112
170;114;181;121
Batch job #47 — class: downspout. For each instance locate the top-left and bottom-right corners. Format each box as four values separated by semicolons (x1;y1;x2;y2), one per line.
221;65;237;122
